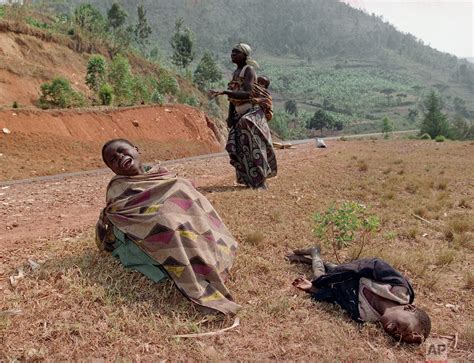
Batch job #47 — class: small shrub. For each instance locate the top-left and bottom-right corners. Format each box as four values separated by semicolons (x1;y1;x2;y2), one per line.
155;73;179;95
435;180;448;190
407;227;418;239
244;231;265;246
435;248;456;266
38;77;86;109
339;136;347;141
178;92;199;107
435;135;446;142
313;202;379;263
98;83;113;106
357;160;368;172
131;76;150;105
12;101;18;109
447;214;471;234
419;133;431;140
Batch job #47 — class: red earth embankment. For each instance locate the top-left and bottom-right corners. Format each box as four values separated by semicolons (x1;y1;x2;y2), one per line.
0;104;225;181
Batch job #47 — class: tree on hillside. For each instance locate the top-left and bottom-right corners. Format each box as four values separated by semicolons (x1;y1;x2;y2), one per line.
381;116;394;138
407;108;418;123
85;54;107;93
108;55;133;106
308;110;334;136
450;115;473;140
107;3;127;30
134;4;152;50
193;50;222;91
73;4;105;33
380;88;396;106
419;91;450;139
285;99;298;116
170;18;195;69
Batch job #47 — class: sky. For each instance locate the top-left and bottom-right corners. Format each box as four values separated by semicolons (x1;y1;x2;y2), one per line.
342;0;474;59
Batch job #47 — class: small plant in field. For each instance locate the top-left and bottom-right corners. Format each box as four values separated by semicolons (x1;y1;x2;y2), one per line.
435;248;456;266
244;231;265;246
339;136;347;141
419;133;431;140
435;180;448;190
435;135;446;142
356;160;368;171
313;202;379;263
12;101;18;108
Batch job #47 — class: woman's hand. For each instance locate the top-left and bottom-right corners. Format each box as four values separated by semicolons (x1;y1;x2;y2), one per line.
208;89;225;98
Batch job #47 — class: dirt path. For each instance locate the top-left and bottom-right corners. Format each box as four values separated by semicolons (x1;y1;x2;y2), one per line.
0;152;237;271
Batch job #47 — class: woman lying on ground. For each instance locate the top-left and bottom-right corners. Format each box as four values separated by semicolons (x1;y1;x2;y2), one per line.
95;139;240;315
209;43;277;190
288;247;431;344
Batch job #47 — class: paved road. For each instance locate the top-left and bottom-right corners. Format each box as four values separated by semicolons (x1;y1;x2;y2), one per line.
0;129;418;187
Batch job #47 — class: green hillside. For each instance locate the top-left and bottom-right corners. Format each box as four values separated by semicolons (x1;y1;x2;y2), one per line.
31;0;474;137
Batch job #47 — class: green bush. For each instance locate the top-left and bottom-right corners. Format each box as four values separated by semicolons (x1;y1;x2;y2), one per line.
131;76;150;104
38;77;86;109
98;83;113;105
154;72;179;96
12;101;18;109
313;202;379;263
419;133;431;140
85;54;107;93
435;135;446;142
108;55;133;106
178;92;199;107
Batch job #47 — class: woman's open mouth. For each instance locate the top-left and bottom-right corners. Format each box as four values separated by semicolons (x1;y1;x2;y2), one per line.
121;157;133;169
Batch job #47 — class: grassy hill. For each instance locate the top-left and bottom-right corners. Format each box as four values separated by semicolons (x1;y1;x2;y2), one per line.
12;0;474;138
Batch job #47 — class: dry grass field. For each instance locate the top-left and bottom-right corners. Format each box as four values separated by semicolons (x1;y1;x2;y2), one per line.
1;139;473;360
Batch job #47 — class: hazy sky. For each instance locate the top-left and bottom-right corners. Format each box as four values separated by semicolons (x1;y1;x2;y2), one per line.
342;0;473;58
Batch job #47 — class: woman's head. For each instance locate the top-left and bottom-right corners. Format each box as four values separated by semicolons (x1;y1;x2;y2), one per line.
380;304;431;344
231;43;258;68
102;139;144;176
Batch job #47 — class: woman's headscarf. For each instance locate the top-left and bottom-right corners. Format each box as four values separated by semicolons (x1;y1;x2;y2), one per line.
233;43;259;68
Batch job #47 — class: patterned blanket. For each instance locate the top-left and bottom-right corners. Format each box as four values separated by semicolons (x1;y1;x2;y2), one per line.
96;169;240;314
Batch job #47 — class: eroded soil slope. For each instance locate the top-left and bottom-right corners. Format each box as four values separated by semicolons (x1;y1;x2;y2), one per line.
0;104;224;181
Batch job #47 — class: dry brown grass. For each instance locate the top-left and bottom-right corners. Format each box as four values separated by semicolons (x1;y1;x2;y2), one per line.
1;140;473;360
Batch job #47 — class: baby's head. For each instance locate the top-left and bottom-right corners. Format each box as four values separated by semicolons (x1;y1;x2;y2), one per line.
257;76;270;89
380;304;431;344
102;139;143;176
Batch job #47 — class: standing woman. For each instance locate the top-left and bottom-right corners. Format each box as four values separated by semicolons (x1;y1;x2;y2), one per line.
210;43;277;189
